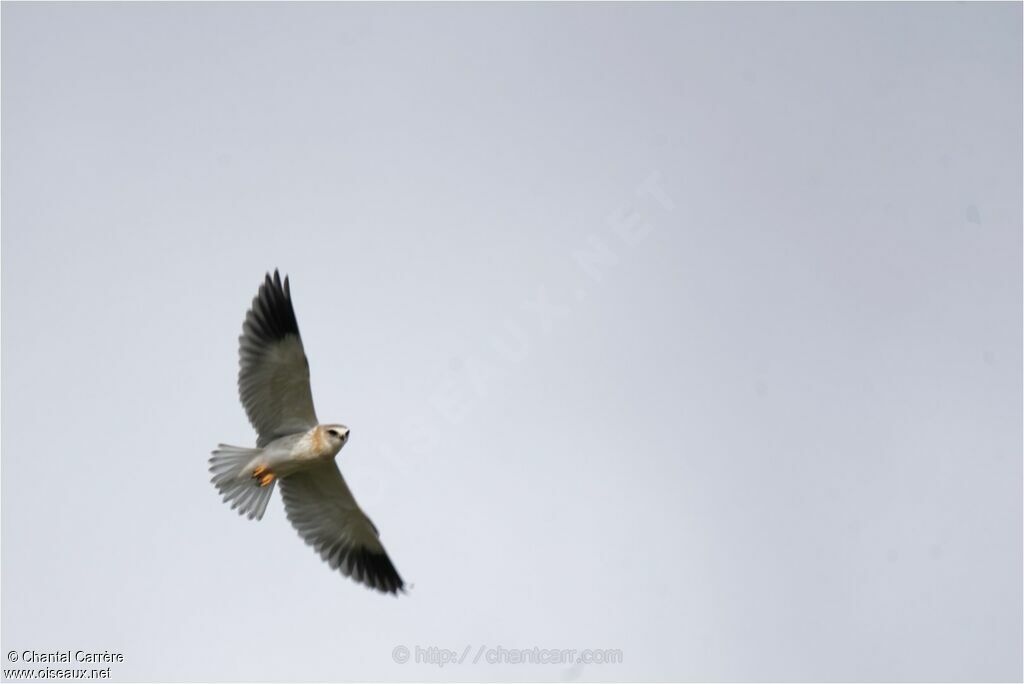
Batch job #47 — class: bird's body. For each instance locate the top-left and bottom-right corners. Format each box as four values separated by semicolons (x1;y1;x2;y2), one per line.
209;271;404;595
249;425;348;479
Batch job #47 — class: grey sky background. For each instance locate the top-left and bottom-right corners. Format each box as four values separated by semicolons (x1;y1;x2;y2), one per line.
2;2;1021;682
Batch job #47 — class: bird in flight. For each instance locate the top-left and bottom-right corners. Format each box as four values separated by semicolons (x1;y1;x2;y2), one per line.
209;270;404;594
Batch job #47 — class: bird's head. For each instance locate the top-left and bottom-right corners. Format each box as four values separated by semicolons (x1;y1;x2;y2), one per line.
324;424;350;452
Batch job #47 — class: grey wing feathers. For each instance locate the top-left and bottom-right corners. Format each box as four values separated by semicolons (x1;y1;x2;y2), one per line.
238;270;319;447
279;462;405;594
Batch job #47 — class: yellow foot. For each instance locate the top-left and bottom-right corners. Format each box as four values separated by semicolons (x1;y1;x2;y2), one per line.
252;466;275;487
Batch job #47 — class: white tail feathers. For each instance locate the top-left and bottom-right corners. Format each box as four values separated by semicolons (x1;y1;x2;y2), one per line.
209;444;275;521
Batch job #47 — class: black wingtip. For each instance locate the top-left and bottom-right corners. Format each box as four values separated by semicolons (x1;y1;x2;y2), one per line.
347;547;406;596
243;270;301;343
265;268;285;289
265;269;293;303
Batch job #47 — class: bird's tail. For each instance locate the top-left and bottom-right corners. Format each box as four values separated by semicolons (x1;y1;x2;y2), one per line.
209;444;276;521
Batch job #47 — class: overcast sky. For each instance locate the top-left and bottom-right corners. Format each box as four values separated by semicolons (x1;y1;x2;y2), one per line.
2;2;1021;682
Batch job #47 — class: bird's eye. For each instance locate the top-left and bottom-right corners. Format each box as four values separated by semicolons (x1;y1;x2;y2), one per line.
327;429;338;437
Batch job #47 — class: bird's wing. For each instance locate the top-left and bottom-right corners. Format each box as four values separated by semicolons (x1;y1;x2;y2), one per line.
238;270;319;447
279;461;405;594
